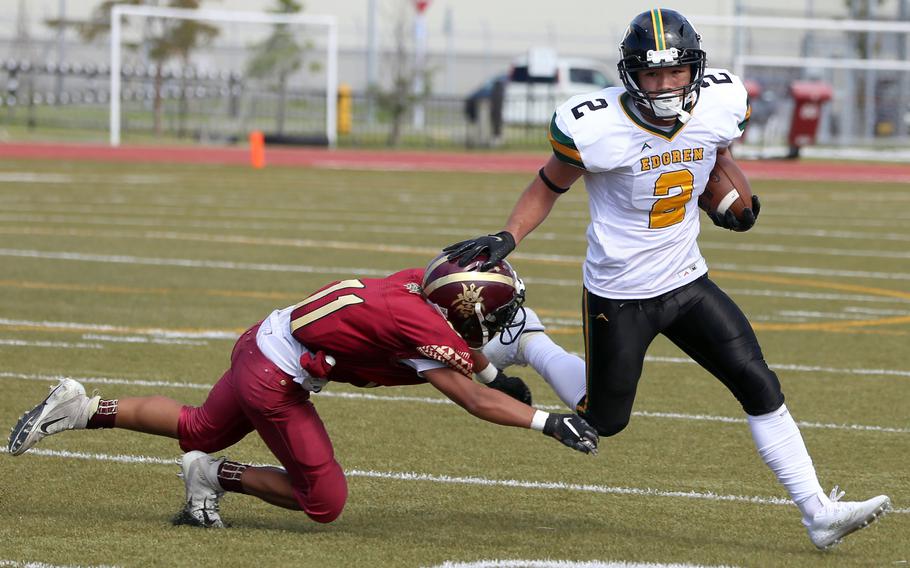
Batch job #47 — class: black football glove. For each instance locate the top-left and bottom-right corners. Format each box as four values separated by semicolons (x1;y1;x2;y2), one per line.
542;413;599;455
709;194;761;232
443;231;515;270
488;369;532;406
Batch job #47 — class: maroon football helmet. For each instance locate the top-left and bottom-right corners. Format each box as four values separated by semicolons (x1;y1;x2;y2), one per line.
422;252;526;348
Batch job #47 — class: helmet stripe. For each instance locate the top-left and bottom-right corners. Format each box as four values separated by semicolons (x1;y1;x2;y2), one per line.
422;272;515;297
423;254;452;281
652;9;665;51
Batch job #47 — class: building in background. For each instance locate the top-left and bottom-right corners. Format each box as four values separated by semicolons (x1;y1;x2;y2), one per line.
1;0;909;155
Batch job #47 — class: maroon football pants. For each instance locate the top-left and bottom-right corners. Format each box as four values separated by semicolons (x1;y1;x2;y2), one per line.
177;324;347;523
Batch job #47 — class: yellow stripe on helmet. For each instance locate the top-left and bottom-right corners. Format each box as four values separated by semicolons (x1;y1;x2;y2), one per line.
651;8;665;51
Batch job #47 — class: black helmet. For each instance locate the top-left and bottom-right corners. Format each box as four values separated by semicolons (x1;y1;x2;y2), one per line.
618;8;706;122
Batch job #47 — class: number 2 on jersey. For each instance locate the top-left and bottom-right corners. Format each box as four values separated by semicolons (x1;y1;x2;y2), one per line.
649;169;694;229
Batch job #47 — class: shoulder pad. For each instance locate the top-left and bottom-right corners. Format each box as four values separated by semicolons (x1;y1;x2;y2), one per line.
551;87;627;172
699;68;750;126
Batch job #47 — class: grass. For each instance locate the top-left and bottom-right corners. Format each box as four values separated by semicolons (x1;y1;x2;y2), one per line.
0;159;907;568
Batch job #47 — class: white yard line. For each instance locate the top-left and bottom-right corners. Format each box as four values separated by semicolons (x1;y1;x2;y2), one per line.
2;371;908;434
0;318;236;340
641;354;910;379
0;339;103;349
0;171;169;185
5;219;910;263
726;288;910;305
699;241;910;260
1;446;906;515
424;561;739;568
9;210;910;248
0;561;117;568
5;248;910;289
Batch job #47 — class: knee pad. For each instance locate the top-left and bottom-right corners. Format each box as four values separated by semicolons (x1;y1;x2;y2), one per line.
580;409;629;438
302;498;346;524
595;421;629;438
294;461;348;524
738;359;785;416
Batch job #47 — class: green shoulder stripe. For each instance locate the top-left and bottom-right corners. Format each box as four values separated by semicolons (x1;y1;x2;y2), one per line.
548;115;577;149
548;114;585;169
738;100;752;131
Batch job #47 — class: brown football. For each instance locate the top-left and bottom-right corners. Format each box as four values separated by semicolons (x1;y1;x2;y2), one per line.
699;152;753;219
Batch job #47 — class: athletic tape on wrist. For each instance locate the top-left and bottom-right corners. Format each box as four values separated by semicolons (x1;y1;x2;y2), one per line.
530;409;549;431
475;363;498;384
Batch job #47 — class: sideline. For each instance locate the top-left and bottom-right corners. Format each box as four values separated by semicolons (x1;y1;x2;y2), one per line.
4;141;910;182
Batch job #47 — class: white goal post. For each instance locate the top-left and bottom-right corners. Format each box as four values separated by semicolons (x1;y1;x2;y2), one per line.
689;14;910;77
686;13;910;146
109;5;338;147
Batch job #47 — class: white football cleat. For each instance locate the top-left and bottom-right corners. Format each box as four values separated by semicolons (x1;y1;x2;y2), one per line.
806;486;891;550
173;451;226;529
7;378;98;456
482;307;545;368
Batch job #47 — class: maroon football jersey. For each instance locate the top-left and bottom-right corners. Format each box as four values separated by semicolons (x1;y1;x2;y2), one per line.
289;269;475;387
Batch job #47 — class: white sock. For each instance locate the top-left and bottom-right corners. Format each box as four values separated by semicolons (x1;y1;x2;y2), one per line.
521;332;587;409
747;403;829;525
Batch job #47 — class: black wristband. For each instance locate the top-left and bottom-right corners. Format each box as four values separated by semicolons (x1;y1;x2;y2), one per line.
493;230;515;248
538;168;571;194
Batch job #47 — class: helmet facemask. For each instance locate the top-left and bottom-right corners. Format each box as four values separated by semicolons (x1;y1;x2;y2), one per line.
482;280;526;346
450;278;525;349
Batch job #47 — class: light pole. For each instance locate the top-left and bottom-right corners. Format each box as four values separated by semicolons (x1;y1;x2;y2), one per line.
56;0;66;103
412;0;429;129
366;0;378;123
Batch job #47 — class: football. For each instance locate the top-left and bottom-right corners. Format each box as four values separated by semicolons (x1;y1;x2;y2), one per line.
698;152;753;219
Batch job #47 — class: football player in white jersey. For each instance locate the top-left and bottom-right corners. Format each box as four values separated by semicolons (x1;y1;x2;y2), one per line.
446;8;891;550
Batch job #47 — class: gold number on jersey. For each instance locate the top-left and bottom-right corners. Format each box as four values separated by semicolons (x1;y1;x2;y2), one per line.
649;169;694;229
290;279;365;331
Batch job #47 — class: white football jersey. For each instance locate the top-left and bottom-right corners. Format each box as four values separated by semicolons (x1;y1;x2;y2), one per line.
549;68;751;299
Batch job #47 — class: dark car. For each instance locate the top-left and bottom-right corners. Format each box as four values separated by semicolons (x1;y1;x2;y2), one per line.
464;74;508;123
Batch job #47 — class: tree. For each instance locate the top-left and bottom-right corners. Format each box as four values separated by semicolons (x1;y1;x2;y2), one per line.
374;1;434;146
147;1;219;136
74;0;219;136
245;0;320;134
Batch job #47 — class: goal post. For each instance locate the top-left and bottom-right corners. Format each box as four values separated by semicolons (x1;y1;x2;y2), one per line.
109;5;338;147
688;13;910;147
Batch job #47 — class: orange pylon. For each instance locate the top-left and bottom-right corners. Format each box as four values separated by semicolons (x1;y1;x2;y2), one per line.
249;130;265;169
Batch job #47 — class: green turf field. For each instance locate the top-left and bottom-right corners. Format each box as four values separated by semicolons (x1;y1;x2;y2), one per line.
0;159;907;568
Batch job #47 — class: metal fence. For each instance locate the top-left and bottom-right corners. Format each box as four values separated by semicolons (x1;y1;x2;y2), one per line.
0;58;552;149
6;17;910;152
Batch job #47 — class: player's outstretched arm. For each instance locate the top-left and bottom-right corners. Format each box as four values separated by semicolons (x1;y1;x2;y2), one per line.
444;156;582;269
471;350;532;405
424;367;597;454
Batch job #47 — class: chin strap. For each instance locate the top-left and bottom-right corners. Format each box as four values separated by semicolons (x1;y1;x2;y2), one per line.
648;88;696;124
675;107;692;123
650;96;691;124
474;302;490;346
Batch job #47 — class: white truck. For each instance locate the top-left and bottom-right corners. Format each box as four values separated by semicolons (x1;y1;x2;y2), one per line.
502;48;613;125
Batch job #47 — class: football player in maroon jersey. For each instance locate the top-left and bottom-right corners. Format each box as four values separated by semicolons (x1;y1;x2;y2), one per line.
8;254;598;528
